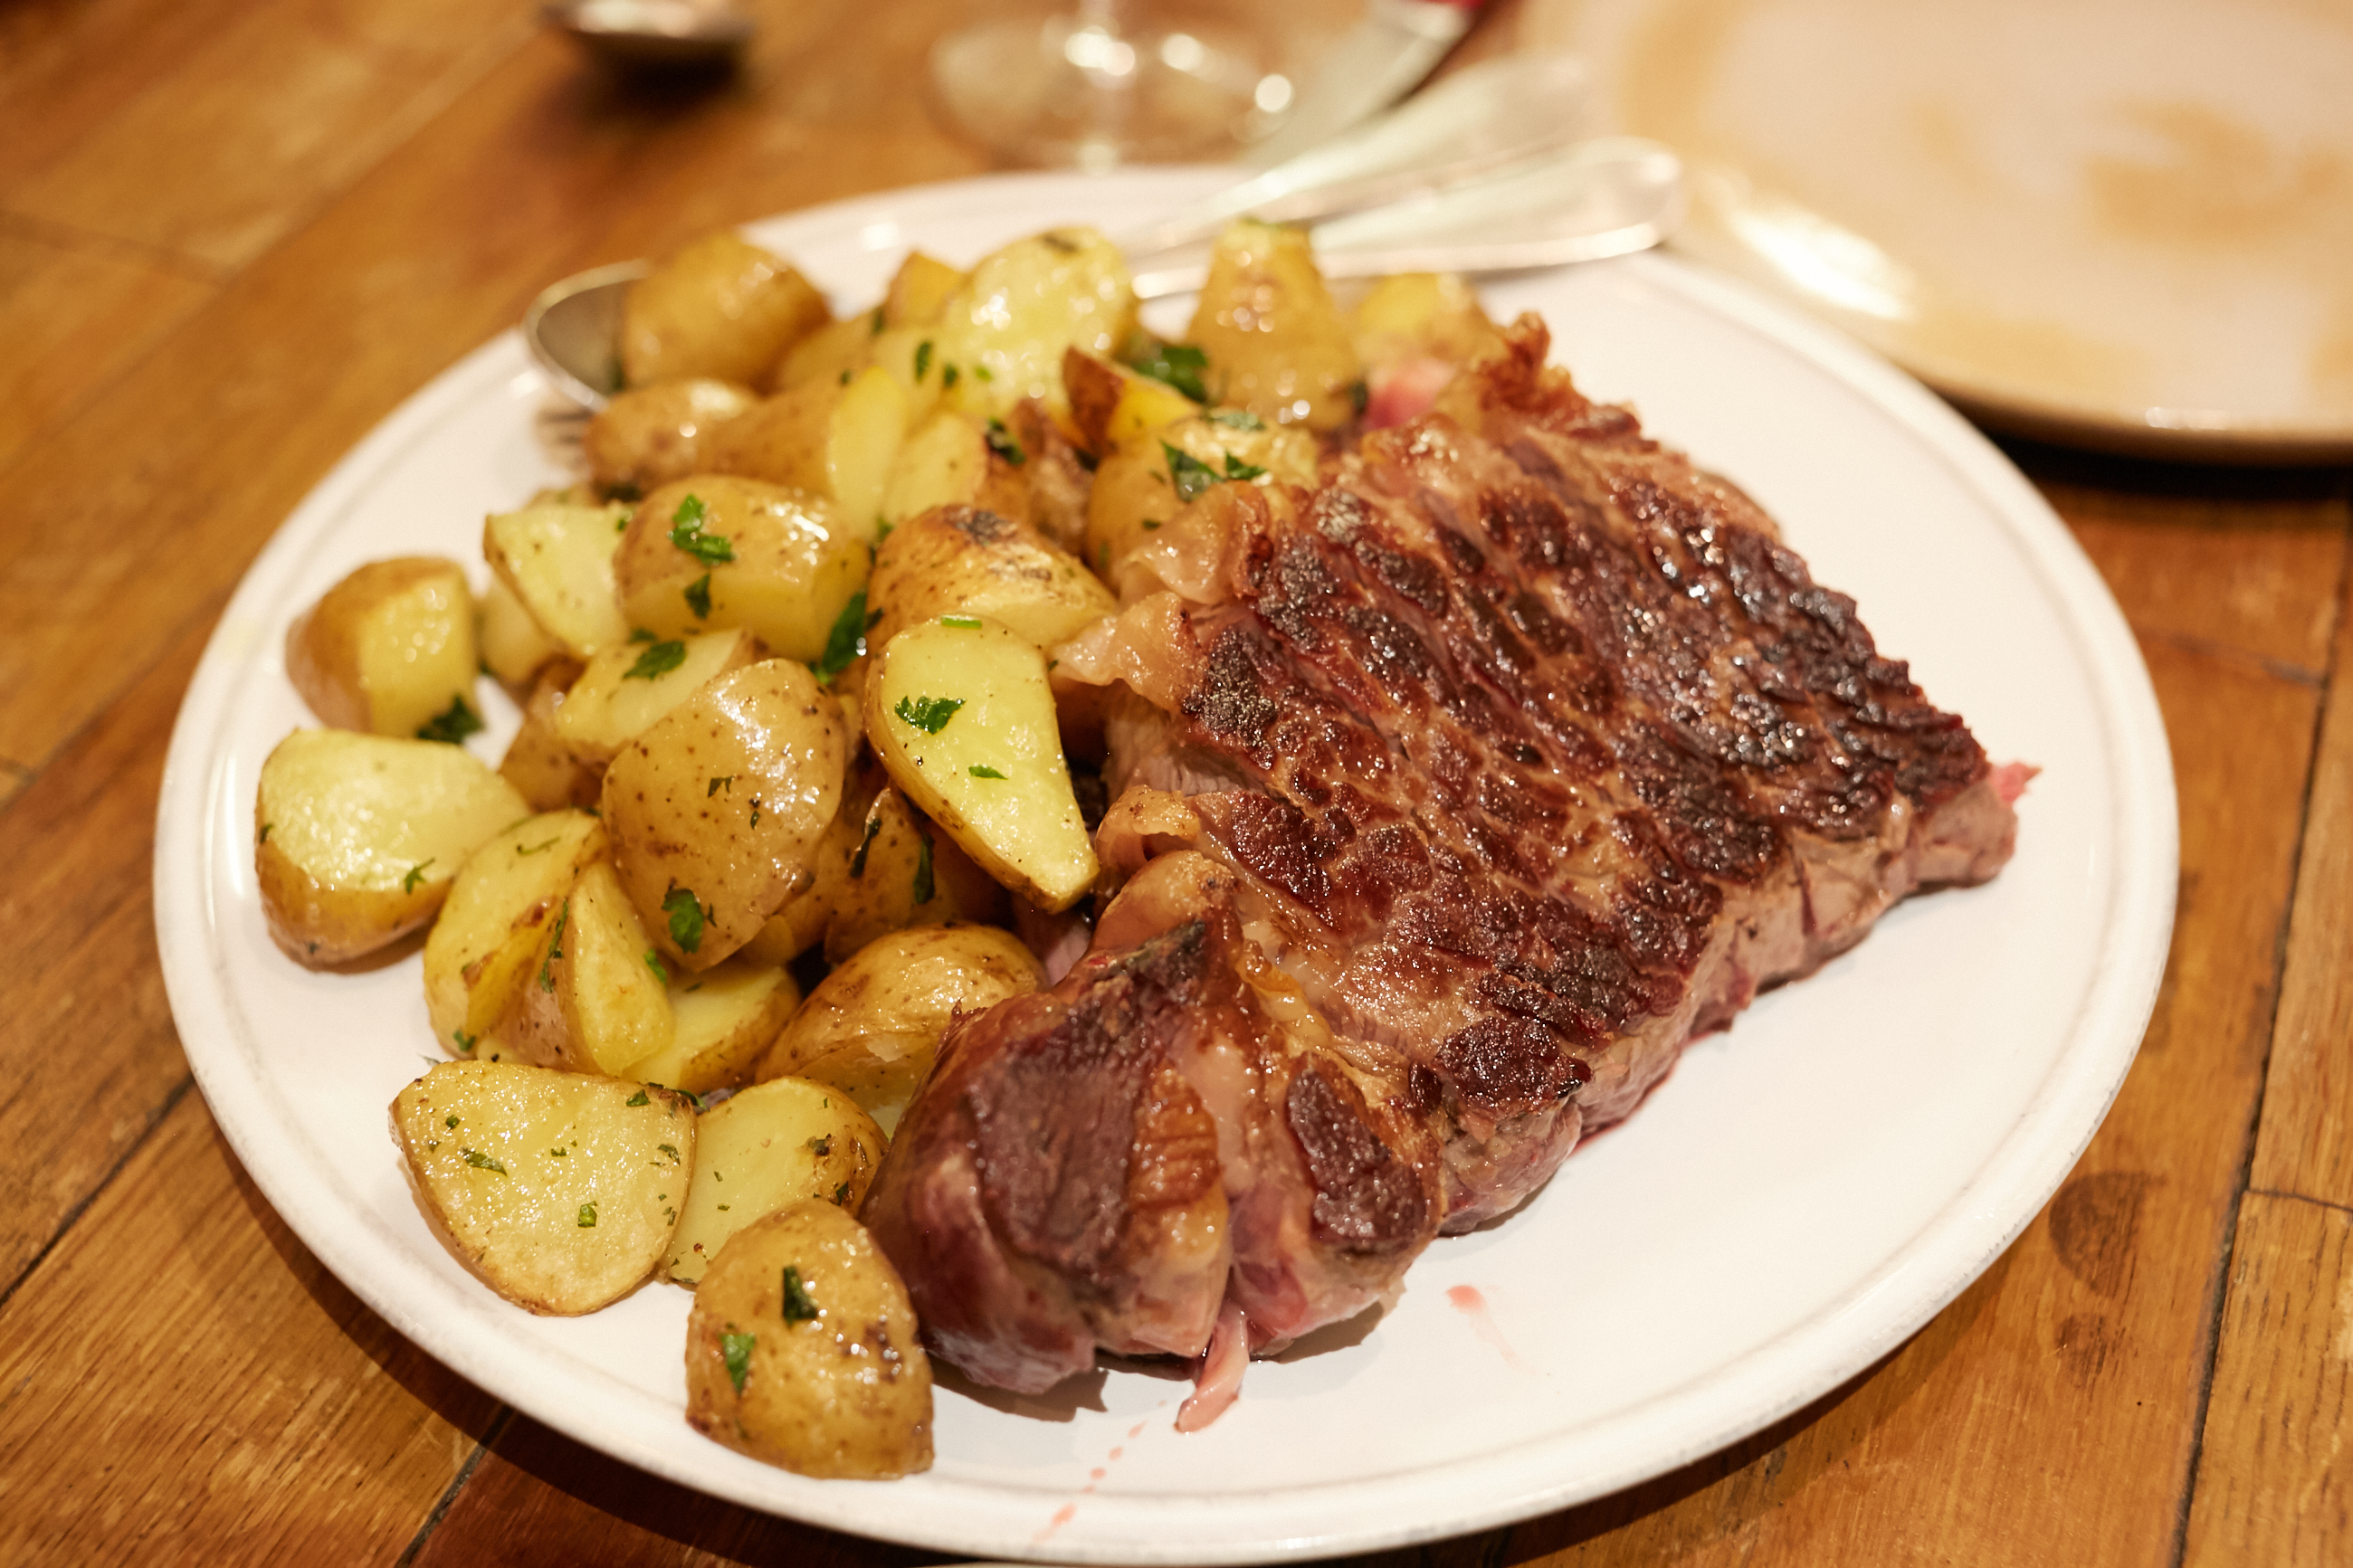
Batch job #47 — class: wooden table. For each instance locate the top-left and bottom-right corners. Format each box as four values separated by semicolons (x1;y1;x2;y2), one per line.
3;1;2348;1563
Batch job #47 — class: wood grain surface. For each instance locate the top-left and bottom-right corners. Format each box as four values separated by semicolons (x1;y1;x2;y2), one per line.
1;1;2348;1564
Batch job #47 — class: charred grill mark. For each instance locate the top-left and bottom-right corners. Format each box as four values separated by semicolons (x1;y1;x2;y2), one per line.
1181;625;1281;765
1434;1014;1586;1117
1284;1060;1430;1252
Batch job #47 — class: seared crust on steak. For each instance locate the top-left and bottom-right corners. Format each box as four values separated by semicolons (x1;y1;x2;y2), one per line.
864;317;2019;1392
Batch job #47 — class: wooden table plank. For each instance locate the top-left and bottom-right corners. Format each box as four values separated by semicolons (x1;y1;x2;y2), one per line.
2251;525;2353;1205
2181;1192;2353;1567
0;1091;500;1563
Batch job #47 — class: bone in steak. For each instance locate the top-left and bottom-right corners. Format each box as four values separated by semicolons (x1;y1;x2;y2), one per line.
862;318;2020;1399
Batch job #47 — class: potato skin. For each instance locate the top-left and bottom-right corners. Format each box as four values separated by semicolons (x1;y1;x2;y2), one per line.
584;378;758;496
866;503;1113;656
603;659;846;972
622;233;830;389
285;556;480;740
685;1202;932;1478
666;1077;885;1282
1184;219;1362;431
615;477;868;663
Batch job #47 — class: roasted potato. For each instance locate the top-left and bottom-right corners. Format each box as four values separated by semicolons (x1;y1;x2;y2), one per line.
255;729;529;966
624;956;802;1093
285;557;481;741
1085;408;1317;575
1349;271;1504;373
863;617;1097;910
866;504;1113;654
883;251;967;328
391;1062;695;1314
621;232;830;389
423;808;608;1056
879;411;1030;526
932;227;1137;421
583;378;759;497
614;478;870;662
666;1077;885;1283
700;368;907;536
757;924;1043;1132
480;574;567;693
552;626;762;768
492;860;677;1076
1063;347;1198;454
684;1202;932;1478
604;660;847;972
816;785;1007;965
497;660;600;812
1185;219;1362;431
482;499;634;660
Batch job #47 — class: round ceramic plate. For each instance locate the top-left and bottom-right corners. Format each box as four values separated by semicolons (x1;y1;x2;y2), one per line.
1526;0;2353;462
153;169;2176;1564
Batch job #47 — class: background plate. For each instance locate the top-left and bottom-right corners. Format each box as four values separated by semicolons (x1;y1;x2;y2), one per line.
153;169;2176;1564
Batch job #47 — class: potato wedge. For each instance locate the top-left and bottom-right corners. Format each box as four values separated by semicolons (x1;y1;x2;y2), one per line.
666;1078;884;1283
685;1202;931;1478
1063;347;1199;454
583;378;759;496
255;729;528;966
624;956;802;1093
758;924;1042;1132
615;478;870;662
700;367;907;536
1185;219;1362;431
497;660;600;812
863;617;1096;910
483;499;634;660
553;626;762;768
391;1062;695;1315
493;860;676;1075
285;557;481;741
867;504;1112;654
884;251;967;328
933;228;1136;421
479;574;567;693
605;660;847;972
1084;409;1317;575
424;808;607;1055
621;232;830;389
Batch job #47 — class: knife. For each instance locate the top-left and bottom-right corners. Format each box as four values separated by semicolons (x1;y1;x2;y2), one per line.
1244;0;1488;168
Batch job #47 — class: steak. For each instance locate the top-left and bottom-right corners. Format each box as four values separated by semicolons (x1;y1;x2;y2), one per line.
862;318;2020;1404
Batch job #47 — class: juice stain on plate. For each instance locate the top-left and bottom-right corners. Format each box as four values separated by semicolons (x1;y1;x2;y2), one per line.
1034;1405;1159;1542
1448;1284;1528;1372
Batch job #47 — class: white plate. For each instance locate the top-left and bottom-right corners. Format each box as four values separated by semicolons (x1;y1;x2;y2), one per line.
153;169;2176;1564
1526;0;2353;462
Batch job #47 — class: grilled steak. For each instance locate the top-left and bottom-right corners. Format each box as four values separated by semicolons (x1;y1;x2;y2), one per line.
862;318;2020;1402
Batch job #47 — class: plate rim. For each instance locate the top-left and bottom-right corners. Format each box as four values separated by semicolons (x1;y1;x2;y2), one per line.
152;167;2177;1564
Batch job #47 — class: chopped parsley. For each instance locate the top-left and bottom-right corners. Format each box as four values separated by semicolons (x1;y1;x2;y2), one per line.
643;948;669;984
658;1143;681;1163
780;1267;820;1325
258;822;272;844
663;887;704;953
721;1329;756;1392
941;363;959;390
538;899;570;992
868;306;885;336
1222;452;1269;482
848;814;882;879
1162;442;1223;502
626;1090;650;1107
629;626;657;642
985;418;1027;467
461;1149;506;1175
893;694;964;734
1348;378;1369;418
667;494;734;565
912;831;936;906
516;836;558;856
913;339;933;380
445;1115;459;1130
1206;407;1264;430
1131;341;1208;402
968;764;1006;779
813;589;868;684
707;775;734;796
939;613;982;629
402;859;434;894
973;363;994;382
832;1180;852;1206
1141;518;1162;531
453;1030;477;1054
683;572;712;618
624;639;686;680
415;696;483;745
576;1202;596;1228
807;1135;833;1157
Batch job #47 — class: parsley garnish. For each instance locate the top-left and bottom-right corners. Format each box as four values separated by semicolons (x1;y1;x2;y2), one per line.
939;613;981;629
258;822;272;843
748;799;760;828
780;1268;819;1324
402;859;434;894
538;899;570;993
832;1181;852;1205
576;1202;596;1228
667;494;734;565
893;694;963;734
868;306;885;336
683;572;712;619
663;887;704;953
973;364;994;382
1348;378;1369;418
913;339;933;380
516;836;558;856
461;1149;506;1174
629;626;657;642
453;1030;477;1054
1132;341;1208;402
708;775;734;796
813;589;868;684
1223;452;1268;482
624;640;686;680
912;831;935;906
807;1135;832;1156
721;1329;756;1392
942;363;959;390
985;418;1027;467
626;1090;649;1107
1163;442;1222;502
643;948;669;984
415;696;483;745
1206;407;1264;430
445;1115;459;1130
659;1143;681;1163
848;815;881;879
968;764;1006;778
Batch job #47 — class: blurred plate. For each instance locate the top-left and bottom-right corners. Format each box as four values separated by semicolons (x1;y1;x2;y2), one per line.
155;168;2174;1563
1529;0;2353;461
